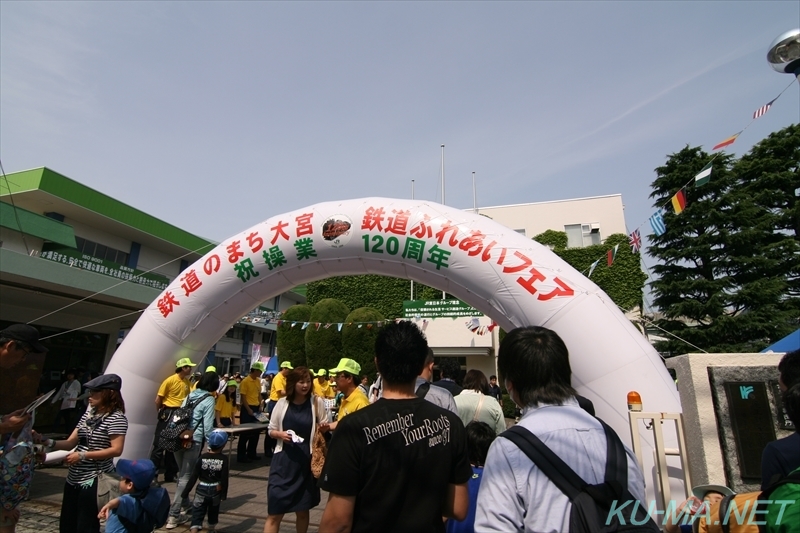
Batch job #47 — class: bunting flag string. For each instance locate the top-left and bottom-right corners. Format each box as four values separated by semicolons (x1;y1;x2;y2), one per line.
588;259;600;278
671;189;687;214
463;319;498;335
712;131;741;151
629;229;642;253
623;77;797;253
753;98;776;120
694;162;712;186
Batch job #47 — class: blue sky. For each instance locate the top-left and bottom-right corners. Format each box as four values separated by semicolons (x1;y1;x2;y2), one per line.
1;1;798;247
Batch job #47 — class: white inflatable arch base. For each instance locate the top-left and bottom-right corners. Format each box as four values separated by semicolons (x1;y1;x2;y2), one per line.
106;198;682;500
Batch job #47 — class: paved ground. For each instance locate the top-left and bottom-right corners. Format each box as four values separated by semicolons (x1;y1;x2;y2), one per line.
17;434;326;533
17;418;517;532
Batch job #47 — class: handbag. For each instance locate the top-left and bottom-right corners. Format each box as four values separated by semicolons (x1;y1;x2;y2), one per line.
310;429;327;479
96;470;121;509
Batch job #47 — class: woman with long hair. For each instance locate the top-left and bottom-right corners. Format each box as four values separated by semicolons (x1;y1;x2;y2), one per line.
215;379;238;427
454;369;507;435
166;371;219;529
49;374;127;533
264;367;328;533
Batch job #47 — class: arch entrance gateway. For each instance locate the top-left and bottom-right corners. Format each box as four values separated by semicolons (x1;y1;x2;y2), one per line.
106;198;682;499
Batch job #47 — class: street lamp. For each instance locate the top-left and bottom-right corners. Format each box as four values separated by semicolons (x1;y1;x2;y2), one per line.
767;28;800;78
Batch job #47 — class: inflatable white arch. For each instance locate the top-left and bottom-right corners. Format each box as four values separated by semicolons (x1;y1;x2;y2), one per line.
107;198;681;494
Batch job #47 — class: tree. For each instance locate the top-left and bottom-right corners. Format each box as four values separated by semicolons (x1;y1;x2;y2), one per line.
276;304;312;368
648;129;799;355
304;298;350;371
341;307;385;379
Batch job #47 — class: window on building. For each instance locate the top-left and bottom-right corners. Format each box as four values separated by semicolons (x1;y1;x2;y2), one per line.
564;224;601;248
75;236;129;266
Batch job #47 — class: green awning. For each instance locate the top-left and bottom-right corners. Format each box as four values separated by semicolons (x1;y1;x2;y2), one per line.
0;201;77;248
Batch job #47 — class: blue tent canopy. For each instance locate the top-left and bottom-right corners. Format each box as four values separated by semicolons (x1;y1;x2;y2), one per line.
761;328;800;353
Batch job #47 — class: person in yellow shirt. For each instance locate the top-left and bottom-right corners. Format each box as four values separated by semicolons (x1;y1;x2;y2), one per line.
215;379;238;427
238;361;265;463
326;358;369;431
150;357;195;482
263;361;293;461
313;369;335;399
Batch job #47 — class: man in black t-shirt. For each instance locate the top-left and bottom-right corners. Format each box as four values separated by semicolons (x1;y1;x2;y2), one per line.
319;321;472;533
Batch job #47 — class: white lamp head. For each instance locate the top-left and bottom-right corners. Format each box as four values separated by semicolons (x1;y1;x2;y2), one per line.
767;28;800;74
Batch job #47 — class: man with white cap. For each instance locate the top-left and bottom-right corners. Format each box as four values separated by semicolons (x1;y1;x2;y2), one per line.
150;357;196;482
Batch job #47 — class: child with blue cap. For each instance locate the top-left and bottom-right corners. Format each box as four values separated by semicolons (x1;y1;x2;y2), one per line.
181;430;230;532
98;459;170;532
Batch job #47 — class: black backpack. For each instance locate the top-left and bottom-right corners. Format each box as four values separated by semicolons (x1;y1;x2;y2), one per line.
157;394;209;452
501;422;660;533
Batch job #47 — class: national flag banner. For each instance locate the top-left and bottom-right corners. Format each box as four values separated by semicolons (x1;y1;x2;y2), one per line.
588;259;600;278
337;323;343;331
712;132;740;151
607;249;613;266
612;244;619;261
649;211;666;236
753;98;776;120
301;322;309;330
694;162;712;186
671;189;687;214
629;229;642;253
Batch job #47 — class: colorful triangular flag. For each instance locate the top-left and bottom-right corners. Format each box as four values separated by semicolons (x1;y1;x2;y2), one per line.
712;132;740;151
606;244;619;266
671;189;687;214
629;229;642;253
694;163;712;186
301;322;309;330
649;211;666;236
753;98;776;120
588;259;600;278
337;323;343;331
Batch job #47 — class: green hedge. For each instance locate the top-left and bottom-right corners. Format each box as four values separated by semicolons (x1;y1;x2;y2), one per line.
305;299;351;371
341;307;385;379
533;232;645;311
276;304;312;368
306;275;452;318
501;394;517;419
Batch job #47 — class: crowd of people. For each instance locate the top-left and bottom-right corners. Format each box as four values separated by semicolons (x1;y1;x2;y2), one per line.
1;322;799;533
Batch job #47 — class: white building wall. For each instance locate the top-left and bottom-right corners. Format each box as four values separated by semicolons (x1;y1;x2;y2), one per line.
421;317;494;349
136;245;182;279
477;194;627;242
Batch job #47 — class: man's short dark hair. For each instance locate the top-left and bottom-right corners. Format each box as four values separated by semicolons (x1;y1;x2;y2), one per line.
498;326;576;407
783;383;800;430
424;348;435;366
375;321;428;385
465;421;495;467
439;358;460;380
489;375;497;381
778;349;800;389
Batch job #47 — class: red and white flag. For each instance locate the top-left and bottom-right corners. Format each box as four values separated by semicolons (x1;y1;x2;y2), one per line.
753;98;776;120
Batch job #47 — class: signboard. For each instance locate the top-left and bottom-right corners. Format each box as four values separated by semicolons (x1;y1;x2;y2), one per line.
723;381;777;481
770;380;795;431
402;299;482;319
41;245;170;290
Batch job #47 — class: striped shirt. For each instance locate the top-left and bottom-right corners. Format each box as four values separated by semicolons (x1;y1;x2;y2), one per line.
66;408;128;485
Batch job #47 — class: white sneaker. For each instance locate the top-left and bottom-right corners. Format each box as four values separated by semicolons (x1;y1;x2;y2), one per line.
165;514;190;529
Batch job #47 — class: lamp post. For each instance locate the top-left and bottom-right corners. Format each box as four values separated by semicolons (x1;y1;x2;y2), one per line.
767;28;800;79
